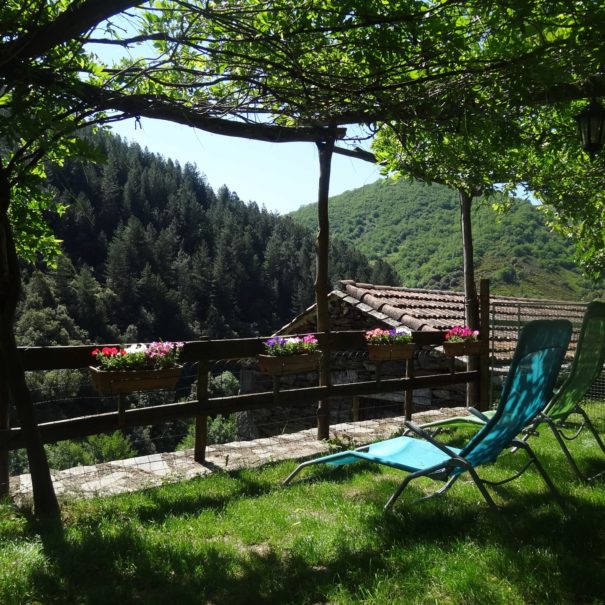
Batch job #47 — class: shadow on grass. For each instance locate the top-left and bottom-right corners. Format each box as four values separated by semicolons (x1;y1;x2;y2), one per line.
89;460;374;526
31;495;605;604
54;462;294;527
24;457;605;605
14;425;603;605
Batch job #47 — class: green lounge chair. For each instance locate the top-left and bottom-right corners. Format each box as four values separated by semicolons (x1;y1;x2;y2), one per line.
526;301;605;481
284;320;572;511
421;301;605;482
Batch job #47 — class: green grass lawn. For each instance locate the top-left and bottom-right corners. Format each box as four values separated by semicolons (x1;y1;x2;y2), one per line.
2;418;605;605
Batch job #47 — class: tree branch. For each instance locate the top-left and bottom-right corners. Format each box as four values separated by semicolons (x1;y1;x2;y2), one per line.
75;80;348;143
333;145;379;164
0;0;140;68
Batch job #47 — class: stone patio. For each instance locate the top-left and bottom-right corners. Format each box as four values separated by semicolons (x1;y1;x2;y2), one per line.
9;407;467;506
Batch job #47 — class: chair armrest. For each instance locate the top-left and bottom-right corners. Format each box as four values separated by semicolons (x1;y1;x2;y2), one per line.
468;407;490;422
404;421;458;457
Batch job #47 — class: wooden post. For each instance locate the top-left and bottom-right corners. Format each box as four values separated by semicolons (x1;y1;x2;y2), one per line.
404;358;414;420
0;362;9;498
458;188;480;329
0;164;59;519
118;394;127;429
458;187;480;407
315;136;335;440
478;279;491;412
352;396;360;422
194;359;209;463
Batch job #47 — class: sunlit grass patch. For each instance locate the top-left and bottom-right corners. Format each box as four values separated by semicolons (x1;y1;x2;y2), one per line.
0;541;48;605
2;427;605;604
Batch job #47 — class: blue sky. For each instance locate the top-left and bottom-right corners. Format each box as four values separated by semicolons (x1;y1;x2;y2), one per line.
92;19;382;215
109;118;383;215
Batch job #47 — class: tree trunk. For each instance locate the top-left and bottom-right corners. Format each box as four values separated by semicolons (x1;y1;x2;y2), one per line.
458;187;480;407
0;167;60;522
0;360;9;499
315;138;335;440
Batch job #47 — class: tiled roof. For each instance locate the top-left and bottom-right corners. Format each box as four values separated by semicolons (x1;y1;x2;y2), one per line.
337;281;586;363
338;279;586;329
278;280;588;365
339;281;468;331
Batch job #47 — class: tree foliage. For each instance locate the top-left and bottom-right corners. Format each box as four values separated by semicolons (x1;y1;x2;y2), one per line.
2;1;605;265
512;103;605;279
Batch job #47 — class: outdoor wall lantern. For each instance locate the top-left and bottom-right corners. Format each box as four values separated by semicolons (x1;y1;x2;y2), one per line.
575;99;605;157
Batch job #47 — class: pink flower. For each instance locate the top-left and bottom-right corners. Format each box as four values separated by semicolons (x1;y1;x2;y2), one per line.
444;325;479;342
365;328;389;339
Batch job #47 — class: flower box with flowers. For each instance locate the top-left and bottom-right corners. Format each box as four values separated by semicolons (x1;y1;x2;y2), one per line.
442;326;481;357
365;328;415;361
90;342;184;394
258;335;321;376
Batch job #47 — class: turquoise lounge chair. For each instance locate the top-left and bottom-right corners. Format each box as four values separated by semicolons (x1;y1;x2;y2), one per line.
284;320;572;511
421;302;605;482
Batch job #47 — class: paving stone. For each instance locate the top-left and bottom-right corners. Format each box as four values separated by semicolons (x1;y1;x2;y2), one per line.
8;408;468;505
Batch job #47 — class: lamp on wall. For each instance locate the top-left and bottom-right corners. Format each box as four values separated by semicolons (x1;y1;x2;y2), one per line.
575;99;605;157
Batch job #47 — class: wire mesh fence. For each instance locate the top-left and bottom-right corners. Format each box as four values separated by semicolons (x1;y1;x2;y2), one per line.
488;298;605;428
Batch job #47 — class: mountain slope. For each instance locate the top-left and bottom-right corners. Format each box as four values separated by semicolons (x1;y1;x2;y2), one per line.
291;179;598;300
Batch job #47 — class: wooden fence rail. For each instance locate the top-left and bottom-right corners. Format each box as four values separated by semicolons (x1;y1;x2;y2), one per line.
13;329;445;370
1;371;478;451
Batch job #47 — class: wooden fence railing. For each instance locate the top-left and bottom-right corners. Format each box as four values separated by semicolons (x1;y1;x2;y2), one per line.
0;283;491;499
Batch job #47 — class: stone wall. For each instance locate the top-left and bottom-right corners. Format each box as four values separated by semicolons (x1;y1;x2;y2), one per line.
235;294;467;439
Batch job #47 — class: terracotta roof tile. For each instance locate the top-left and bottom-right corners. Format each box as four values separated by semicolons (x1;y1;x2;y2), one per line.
276;281;587;366
335;280;586;364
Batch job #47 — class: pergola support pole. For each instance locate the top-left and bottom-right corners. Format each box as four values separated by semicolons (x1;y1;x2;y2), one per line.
459;187;480;406
194;359;209;463
315;136;335;440
478;279;491;411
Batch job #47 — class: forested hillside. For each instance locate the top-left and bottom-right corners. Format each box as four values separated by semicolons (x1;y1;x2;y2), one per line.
15;134;399;348
292;179;600;300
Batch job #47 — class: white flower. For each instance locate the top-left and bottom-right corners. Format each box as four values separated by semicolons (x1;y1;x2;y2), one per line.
125;343;147;354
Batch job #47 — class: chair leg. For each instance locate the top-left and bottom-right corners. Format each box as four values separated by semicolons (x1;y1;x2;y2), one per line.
416;474;460;502
284;451;366;485
283;459;319;485
514;440;566;511
544;417;586;481
467;467;499;512
575;406;605;456
384;467;463;511
574;406;605;482
284;452;353;485
384;473;415;511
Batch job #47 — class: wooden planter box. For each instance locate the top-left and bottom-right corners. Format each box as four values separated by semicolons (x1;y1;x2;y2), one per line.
442;340;482;357
90;365;183;395
367;343;415;361
258;353;321;376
